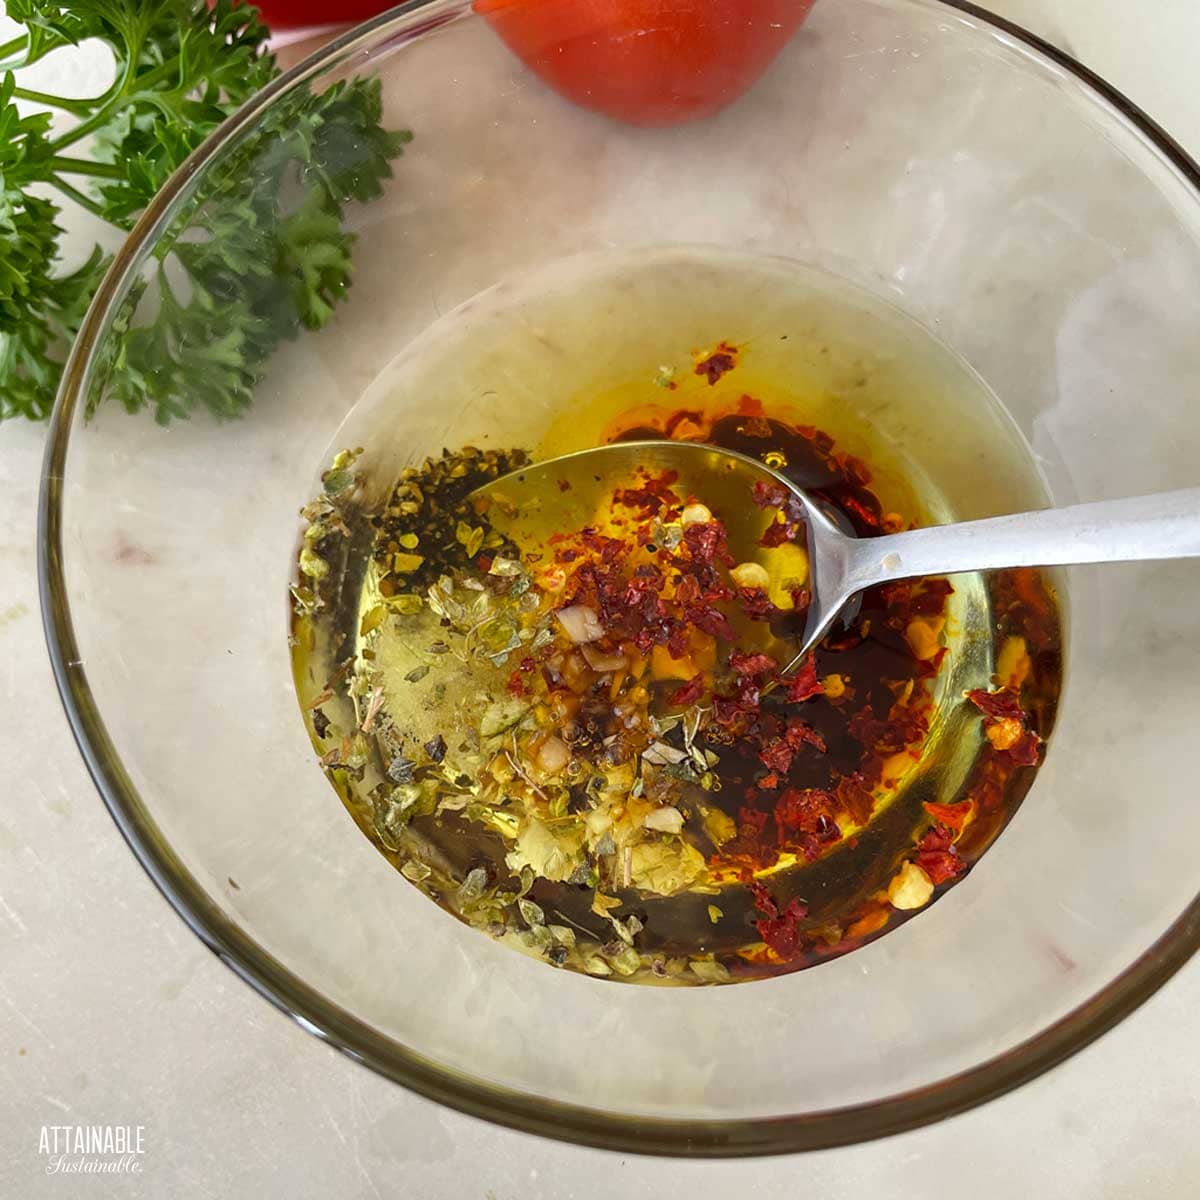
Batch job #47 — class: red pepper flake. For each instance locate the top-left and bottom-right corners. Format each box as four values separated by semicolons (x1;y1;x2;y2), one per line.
922;800;974;835
776;787;837;835
844;494;883;532
892;702;931;748
673;574;701;604
967;687;1043;764
966;688;1025;721
665;624;690;659
752;480;789;510
784;718;827;754
506;670;528;697
757;771;781;791
914;823;966;884
759;738;794;774
750;881;809;959
613;469;680;517
835;491;883;533
784;655;824;703
1007;729;1043;767
711;694;753;738
579;528;626;563
614;486;666;515
734;676;763;711
847;705;891;750
835;772;876;826
557;478;571;492
684;603;735;641
730;652;778;678
695;342;739;386
682;520;733;567
756;486;808;550
915;845;965;885
735;587;780;620
918;823;955;852
668;674;706;708
759;519;794;548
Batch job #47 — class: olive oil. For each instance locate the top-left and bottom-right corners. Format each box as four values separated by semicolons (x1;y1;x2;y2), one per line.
290;246;1063;985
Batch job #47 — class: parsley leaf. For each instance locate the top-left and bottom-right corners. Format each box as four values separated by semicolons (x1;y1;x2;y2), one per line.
0;0;410;423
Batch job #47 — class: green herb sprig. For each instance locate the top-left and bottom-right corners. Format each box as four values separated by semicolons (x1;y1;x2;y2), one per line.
0;0;411;423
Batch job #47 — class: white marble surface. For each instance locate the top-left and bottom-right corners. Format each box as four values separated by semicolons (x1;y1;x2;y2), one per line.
3;2;1200;1195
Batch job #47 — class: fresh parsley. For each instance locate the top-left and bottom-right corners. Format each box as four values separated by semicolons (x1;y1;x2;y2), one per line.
0;0;411;423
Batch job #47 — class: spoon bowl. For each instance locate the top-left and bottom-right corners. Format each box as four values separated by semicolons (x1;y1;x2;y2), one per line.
469;439;824;671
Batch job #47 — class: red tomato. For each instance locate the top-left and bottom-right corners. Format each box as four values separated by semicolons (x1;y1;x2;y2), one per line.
252;0;394;29
474;0;814;127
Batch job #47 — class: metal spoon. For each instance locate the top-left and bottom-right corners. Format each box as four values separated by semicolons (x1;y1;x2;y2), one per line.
473;439;1200;673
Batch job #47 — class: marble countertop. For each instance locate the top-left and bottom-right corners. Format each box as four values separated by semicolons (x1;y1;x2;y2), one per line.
2;3;1199;1195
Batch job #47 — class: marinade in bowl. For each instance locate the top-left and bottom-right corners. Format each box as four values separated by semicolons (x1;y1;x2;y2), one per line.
289;248;1062;986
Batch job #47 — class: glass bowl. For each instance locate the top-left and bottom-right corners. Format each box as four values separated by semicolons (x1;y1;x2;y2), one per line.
40;0;1200;1156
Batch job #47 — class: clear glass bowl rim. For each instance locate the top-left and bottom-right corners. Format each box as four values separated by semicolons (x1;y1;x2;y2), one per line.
37;0;1200;1157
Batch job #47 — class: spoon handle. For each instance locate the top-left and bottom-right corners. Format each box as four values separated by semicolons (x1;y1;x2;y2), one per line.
844;487;1200;591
